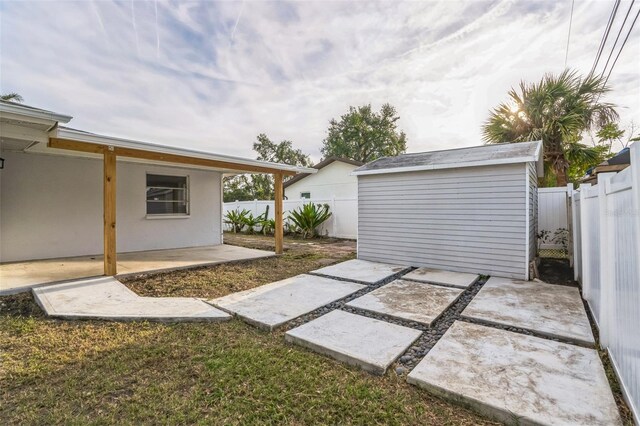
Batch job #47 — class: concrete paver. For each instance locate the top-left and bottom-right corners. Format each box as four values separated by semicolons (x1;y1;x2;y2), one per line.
403;267;479;289
208;274;365;330
461;276;595;346
285;310;422;375
346;279;463;326
33;277;231;322
311;259;409;284
407;321;621;425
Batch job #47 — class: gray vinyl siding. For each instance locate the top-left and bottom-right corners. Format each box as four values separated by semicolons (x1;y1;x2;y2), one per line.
528;162;538;262
357;163;529;279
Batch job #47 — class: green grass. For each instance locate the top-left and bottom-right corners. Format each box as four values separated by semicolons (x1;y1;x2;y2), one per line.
0;294;495;425
0;235;496;425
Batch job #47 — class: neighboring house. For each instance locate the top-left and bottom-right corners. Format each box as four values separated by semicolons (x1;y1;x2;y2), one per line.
353;141;543;280
0;101;314;272
581;147;631;184
283;157;363;200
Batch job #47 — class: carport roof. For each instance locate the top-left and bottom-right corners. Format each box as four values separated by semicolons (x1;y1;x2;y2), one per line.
352;141;543;176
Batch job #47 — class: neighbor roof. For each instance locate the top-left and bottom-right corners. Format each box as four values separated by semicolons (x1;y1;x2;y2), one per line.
352;141;543;176
283;156;364;188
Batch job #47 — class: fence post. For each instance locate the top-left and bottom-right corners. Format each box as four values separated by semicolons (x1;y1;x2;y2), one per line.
598;173;615;348
579;183;591;298
566;184;574;267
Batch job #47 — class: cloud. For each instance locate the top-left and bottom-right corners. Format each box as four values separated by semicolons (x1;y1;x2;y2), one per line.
1;0;638;160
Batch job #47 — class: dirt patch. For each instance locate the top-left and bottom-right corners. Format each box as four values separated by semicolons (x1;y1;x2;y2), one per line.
121;235;356;299
538;258;577;286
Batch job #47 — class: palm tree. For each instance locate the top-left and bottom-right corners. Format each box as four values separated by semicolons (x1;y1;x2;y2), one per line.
482;70;618;186
1;93;24;103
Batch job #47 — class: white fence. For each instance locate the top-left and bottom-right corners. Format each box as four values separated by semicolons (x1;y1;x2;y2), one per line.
538;187;569;249
570;142;640;423
223;198;358;239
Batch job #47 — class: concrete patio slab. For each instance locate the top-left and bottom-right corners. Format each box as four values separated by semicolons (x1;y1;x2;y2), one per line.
310;259;409;284
33;277;231;322
407;321;621;425
1;244;274;295
208;274;365;330
461;276;594;346
285;310;422;375
346;279;463;326
403;268;479;289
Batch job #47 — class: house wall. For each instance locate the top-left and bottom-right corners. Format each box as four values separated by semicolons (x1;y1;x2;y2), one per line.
0;151;222;262
284;161;358;200
357;163;529;279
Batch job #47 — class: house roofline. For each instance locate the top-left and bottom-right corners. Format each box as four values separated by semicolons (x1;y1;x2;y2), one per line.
283;156;363;188
0;100;73;124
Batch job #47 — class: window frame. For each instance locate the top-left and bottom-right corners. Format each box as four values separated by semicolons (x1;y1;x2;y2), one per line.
145;172;190;218
300;191;311;199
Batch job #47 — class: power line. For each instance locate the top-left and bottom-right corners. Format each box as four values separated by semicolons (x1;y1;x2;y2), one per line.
604;5;640;85
590;0;621;75
565;0;576;68
600;0;636;77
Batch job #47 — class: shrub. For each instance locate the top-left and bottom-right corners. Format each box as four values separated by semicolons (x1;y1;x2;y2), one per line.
288;203;332;239
242;211;265;234
224;209;249;233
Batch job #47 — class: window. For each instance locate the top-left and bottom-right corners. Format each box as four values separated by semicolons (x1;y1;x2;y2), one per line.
146;174;189;215
300;192;311;199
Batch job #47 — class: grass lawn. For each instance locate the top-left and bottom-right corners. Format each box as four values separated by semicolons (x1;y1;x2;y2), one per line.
0;234;497;425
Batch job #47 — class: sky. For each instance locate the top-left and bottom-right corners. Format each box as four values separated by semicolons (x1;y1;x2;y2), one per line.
1;0;638;161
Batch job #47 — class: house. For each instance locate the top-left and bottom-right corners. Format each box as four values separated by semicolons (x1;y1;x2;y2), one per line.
352;141;543;280
283;156;363;200
581;147;631;184
0;101;315;285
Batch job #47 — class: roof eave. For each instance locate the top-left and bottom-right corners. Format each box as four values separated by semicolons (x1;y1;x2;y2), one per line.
52;127;317;174
352;155;540;176
0;103;73;124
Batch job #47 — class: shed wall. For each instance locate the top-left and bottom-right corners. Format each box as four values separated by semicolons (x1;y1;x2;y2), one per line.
528;161;538;262
357;163;528;279
0;151;222;262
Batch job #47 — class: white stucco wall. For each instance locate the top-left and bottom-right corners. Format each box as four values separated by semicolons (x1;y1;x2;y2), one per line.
0;151;222;262
284;161;358;200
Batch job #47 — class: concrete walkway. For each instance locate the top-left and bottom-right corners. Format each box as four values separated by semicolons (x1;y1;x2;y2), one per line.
407;321;621;425
461;276;595;346
1;244;273;295
33;277;231;322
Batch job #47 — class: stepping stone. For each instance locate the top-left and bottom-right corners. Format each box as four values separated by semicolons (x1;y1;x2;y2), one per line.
311;259;409;284
461;276;595;346
346;279;463;326
403;268;479;289
285;310;421;375
209;274;365;330
33;277;231;322
407;321;621;425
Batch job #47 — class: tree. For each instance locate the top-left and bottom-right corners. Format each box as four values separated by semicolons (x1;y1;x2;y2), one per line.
1;93;24;103
482;70;618;186
223;134;312;202
321;103;407;163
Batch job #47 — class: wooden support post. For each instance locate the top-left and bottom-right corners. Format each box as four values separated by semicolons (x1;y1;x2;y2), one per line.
103;148;117;276
274;173;284;255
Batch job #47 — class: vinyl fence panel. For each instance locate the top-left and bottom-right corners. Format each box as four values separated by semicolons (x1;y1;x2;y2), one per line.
223;198;357;239
571;142;640;424
537;187;568;249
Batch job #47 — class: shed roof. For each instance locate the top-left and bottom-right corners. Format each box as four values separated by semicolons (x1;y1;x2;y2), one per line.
283;156;363;188
352;141;543;176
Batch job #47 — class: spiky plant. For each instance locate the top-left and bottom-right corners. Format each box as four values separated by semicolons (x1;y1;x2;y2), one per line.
288;203;332;239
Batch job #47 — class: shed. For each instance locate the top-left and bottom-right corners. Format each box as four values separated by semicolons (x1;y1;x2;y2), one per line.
352;141;543;280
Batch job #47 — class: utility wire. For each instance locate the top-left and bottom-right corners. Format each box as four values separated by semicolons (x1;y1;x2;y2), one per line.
600;0;636;77
590;0;621;75
604;5;640;85
565;0;576;68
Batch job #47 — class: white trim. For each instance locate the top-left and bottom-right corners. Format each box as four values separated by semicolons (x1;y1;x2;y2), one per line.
525;163;530;280
145;215;191;220
352;156;539;176
0;102;72;123
52;127;317;175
